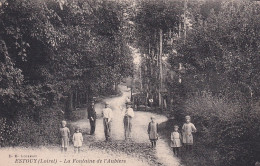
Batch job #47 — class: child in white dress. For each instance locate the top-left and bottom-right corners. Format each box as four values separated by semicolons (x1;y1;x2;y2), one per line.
171;125;182;156
73;128;83;153
182;115;197;152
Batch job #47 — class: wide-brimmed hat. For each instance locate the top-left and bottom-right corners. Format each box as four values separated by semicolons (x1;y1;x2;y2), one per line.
174;125;179;128
105;102;109;105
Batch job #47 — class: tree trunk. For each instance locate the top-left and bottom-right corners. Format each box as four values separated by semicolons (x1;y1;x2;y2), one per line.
69;91;73;111
184;0;188;43
159;28;163;108
139;64;142;91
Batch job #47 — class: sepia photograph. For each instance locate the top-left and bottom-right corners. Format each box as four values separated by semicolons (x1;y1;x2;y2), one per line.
0;0;260;165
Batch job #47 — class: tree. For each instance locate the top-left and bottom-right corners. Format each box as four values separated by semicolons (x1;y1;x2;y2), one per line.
0;0;134;124
172;0;260;101
133;0;183;108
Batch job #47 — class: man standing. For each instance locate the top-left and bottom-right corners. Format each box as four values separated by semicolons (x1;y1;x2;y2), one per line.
123;102;134;140
88;100;97;135
102;102;113;141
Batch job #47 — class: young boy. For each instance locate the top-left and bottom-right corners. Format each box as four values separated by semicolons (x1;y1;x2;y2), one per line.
60;120;70;152
123;102;135;140
147;116;158;148
102;102;113;141
73;127;83;153
182;115;197;152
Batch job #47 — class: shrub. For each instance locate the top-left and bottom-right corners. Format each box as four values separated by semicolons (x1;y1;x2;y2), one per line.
0;118;17;147
37;107;64;145
68;108;86;121
178;93;260;166
0;107;64;147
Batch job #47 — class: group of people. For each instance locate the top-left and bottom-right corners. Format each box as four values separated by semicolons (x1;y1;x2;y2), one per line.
170;115;197;156
146;114;197;157
101;101;135;141
59;100;97;153
59;100;136;153
59;99;197;157
59;120;83;153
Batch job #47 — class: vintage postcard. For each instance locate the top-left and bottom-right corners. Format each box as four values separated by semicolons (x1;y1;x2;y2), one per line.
0;0;259;166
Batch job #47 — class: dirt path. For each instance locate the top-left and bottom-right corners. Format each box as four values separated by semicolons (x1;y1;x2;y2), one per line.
0;85;181;166
72;85;181;166
0;146;148;166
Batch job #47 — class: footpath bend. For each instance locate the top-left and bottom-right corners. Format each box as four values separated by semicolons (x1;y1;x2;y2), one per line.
0;85;181;166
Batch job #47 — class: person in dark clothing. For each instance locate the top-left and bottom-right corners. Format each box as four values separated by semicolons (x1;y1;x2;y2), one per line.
147;116;159;148
88;101;97;135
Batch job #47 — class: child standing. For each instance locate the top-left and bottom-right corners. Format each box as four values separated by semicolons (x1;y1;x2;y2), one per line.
73;127;83;153
60;120;70;152
182;115;197;152
171;125;182;156
147;116;158;148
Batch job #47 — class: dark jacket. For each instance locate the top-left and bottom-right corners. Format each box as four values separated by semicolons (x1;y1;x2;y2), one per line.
88;106;97;120
147;121;159;140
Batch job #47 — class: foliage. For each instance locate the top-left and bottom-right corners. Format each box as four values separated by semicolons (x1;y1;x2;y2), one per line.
0;107;63;146
68;108;86;121
166;1;260;165
133;0;183;106
178;93;260;166
135;0;182;49
172;0;260;100
0;0;134;146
